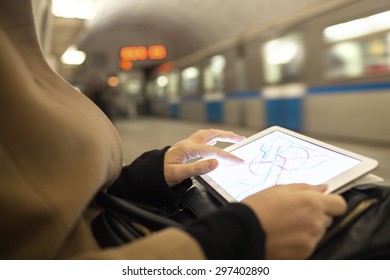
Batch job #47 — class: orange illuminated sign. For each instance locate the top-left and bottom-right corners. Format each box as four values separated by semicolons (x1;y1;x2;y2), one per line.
119;59;133;71
120;45;167;61
148;45;167;60
120;46;147;61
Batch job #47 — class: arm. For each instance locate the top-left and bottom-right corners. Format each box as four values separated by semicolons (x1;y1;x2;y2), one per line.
107;147;185;208
185;203;266;259
107;129;246;207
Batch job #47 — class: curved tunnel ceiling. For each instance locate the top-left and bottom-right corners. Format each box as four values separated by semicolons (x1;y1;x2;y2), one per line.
76;0;356;75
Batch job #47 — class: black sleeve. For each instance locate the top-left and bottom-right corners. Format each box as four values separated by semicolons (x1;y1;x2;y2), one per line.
107;147;266;259
185;203;266;259
107;147;192;208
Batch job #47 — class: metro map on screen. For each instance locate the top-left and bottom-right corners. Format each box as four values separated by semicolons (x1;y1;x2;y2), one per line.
206;131;360;201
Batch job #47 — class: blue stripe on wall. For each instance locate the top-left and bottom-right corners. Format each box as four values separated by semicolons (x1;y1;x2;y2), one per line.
225;91;261;99
206;101;223;123
266;98;302;131
308;82;390;95
172;81;389;129
169;104;179;118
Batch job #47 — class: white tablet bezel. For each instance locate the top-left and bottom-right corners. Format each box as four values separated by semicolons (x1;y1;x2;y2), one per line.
196;126;378;203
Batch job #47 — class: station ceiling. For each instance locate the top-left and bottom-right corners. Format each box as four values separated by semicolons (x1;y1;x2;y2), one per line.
51;0;356;78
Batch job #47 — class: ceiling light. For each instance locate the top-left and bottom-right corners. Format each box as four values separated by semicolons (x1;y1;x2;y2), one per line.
61;46;86;65
107;76;119;87
324;10;390;42
52;0;98;20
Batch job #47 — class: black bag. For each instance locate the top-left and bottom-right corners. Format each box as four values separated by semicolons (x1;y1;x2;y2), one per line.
91;182;221;248
91;182;390;259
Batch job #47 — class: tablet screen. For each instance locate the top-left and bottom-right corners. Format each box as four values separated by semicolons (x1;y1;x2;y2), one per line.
205;130;361;201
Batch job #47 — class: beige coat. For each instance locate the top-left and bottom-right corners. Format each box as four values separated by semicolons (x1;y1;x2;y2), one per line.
0;0;205;260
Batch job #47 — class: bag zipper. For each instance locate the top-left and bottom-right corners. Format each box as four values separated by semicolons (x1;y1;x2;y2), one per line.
319;197;379;245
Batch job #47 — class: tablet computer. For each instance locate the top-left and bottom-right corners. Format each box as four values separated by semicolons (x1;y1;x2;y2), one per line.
194;126;379;203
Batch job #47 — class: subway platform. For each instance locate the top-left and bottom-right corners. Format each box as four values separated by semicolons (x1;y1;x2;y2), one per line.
114;117;390;185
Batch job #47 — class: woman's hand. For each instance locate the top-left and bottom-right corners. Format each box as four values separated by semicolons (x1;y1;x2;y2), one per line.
242;184;347;259
164;129;246;187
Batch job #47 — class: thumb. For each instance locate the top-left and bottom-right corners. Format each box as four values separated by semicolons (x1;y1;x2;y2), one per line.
165;159;219;187
179;158;219;179
286;184;328;192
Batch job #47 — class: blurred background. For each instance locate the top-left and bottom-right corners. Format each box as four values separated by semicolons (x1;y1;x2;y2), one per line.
31;0;390;182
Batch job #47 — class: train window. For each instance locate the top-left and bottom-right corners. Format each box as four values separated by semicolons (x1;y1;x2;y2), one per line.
154;75;168;99
125;78;142;96
181;67;199;96
204;55;226;93
262;33;304;84
324;11;390;78
146;80;154;99
167;72;179;102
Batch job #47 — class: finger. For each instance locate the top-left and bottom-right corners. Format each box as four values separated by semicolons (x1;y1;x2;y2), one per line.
189;129;246;145
278;183;328;193
324;215;333;228
173;159;219;180
322;194;348;216
191;143;244;164
310;184;328;193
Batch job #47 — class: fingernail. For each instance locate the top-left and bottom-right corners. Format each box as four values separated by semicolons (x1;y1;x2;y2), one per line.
207;159;219;170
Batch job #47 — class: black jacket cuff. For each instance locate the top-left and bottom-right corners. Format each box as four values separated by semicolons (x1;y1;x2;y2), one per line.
108;147;191;208
185;203;266;259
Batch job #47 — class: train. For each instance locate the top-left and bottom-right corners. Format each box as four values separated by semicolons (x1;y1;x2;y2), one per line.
137;0;390;144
